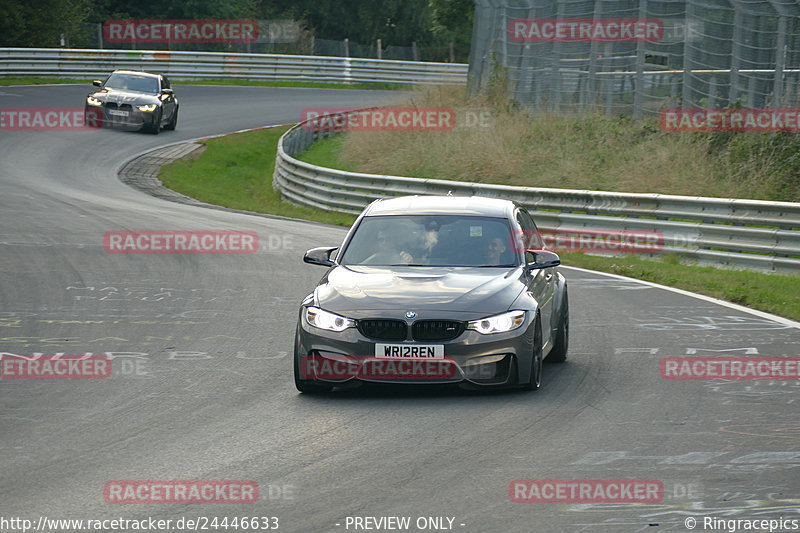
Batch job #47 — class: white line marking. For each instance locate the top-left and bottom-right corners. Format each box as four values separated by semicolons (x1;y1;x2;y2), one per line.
561;265;800;329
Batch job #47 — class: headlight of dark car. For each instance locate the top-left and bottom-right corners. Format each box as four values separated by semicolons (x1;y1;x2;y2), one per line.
304;306;355;332
136;104;158;112
86;96;102;106
467;310;526;334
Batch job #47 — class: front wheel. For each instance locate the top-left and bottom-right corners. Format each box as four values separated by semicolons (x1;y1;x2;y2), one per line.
522;317;543;391
293;347;333;394
547;288;569;363
150;109;162;135
164;107;177;130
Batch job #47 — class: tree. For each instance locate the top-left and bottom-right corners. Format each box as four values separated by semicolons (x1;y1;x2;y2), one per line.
1;0;93;47
429;0;473;56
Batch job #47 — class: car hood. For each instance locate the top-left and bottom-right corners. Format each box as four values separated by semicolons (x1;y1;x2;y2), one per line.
314;265;525;317
88;88;160;105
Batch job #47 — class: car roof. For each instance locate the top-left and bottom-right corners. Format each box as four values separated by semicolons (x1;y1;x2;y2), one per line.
363;195;516;218
111;70;160;79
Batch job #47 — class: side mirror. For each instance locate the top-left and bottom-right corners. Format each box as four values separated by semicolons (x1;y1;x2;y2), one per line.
304;246;338;267
526;249;560;271
92;80;102;87
162;88;174;95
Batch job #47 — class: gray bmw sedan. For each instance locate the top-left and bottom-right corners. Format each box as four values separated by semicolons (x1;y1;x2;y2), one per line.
293;195;569;393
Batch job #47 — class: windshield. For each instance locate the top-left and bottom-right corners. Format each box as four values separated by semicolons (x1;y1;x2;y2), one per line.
104;73;159;94
339;215;517;267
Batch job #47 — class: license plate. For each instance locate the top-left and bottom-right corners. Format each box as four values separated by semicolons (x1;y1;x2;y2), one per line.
375;344;444;359
108;109;129;117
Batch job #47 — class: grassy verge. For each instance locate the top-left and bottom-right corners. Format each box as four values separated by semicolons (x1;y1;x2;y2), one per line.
0;76;405;90
158;126;356;227
158;126;800;322
297;86;800;203
0;77;94;85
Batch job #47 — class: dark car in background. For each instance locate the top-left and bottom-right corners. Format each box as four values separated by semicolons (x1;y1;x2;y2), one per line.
294;195;569;393
84;70;178;134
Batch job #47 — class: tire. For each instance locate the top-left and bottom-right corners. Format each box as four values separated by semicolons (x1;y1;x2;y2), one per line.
293;348;333;394
547;287;569;363
150;109;161;135
522;316;543;391
164;107;177;131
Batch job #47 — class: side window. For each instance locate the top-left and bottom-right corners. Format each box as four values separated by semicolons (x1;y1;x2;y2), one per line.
515;208;543;263
161;76;170;90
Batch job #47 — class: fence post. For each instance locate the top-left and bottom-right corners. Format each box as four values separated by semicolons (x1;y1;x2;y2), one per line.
729;9;743;105
773;16;787;106
344;38;349;57
550;0;568;111
633;0;648;119
681;1;695;107
377;38;382;60
586;0;604;113
412;41;418;61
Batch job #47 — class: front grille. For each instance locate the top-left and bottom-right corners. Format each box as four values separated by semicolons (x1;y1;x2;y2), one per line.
104;103;133;111
412;320;465;341
357;319;407;341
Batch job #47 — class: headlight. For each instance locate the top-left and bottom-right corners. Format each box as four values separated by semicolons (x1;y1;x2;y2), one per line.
305;306;355;332
86;96;102;106
467;310;526;334
137;104;157;112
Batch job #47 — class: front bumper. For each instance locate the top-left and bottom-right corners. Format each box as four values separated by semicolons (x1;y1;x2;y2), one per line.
84;106;158;131
294;309;536;388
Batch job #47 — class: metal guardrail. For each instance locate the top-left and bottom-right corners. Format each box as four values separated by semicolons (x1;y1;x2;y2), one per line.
0;47;468;85
274;116;800;273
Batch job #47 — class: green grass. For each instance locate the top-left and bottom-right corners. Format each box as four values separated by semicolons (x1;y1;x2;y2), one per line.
0;77;94;85
159;126;800;322
172;78;407;90
0;76;405;90
158;126;356;227
298;135;354;169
